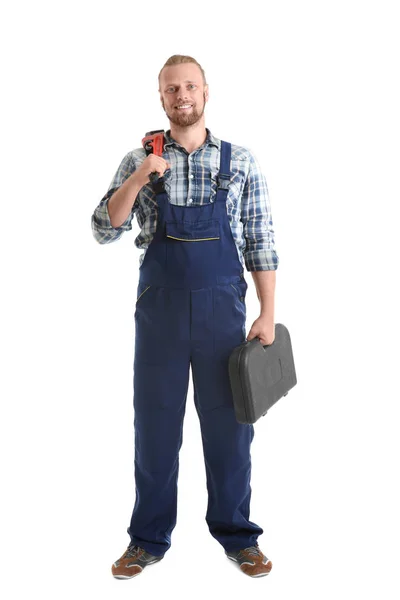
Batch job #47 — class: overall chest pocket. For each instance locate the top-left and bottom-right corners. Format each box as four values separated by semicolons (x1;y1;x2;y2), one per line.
165;219;220;242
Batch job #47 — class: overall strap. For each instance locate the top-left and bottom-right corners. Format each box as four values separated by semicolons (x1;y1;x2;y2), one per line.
216;141;232;197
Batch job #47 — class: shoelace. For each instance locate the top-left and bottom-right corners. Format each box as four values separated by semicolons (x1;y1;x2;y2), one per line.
241;544;262;557
125;545;143;558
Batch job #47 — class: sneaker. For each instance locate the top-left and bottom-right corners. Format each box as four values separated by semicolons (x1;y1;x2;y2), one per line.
225;543;272;578
112;544;164;579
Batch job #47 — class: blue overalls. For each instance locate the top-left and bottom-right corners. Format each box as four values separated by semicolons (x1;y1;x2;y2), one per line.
127;140;263;555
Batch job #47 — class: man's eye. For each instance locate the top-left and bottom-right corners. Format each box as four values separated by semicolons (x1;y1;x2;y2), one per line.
167;85;195;92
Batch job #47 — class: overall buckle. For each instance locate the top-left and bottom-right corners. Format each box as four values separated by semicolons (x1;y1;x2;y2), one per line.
217;173;230;191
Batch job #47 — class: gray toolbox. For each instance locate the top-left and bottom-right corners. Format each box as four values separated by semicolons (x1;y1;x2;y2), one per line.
228;323;297;424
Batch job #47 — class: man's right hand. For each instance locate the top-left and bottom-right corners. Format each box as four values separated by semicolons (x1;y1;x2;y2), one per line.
136;155;171;186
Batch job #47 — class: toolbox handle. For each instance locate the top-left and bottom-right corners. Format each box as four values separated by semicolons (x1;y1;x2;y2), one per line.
254;336;274;349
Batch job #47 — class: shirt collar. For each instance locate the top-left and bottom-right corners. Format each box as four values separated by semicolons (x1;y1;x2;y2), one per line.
163;127;220;151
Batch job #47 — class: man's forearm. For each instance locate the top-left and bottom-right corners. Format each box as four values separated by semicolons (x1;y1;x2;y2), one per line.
250;270;276;320
108;171;145;228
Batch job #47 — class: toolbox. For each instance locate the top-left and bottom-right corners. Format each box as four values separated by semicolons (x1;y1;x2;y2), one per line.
228;323;297;424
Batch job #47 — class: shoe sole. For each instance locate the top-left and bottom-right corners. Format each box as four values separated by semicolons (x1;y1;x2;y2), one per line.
226;554;272;577
113;556;164;579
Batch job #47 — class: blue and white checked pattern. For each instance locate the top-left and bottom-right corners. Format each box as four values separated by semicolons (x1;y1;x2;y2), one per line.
91;128;279;271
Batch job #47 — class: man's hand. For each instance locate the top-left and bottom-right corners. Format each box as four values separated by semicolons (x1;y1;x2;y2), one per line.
136;155;171;186
246;316;275;346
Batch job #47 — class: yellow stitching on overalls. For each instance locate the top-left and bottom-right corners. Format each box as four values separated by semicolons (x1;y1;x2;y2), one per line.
166;235;220;241
136;285;151;304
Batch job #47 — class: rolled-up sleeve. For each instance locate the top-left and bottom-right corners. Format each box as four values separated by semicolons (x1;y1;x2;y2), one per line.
91;152;136;244
241;150;279;271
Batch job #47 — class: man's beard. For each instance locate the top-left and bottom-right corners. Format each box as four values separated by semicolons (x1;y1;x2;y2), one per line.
163;94;206;127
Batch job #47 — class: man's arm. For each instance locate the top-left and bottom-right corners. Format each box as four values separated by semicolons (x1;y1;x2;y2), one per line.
241;151;278;271
240;149;279;343
241;150;279;271
91;152;138;245
251;270;276;320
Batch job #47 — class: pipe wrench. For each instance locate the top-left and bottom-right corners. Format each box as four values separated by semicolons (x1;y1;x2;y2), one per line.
141;129;165;183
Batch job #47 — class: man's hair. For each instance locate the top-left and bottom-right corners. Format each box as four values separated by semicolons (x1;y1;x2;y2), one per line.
158;55;207;88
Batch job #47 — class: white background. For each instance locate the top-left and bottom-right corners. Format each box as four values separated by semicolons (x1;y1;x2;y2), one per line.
1;0;399;598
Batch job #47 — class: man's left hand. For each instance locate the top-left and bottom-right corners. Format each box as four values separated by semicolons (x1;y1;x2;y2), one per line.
246;317;275;346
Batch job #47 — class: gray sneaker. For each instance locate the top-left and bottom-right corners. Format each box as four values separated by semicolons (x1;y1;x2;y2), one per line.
112;544;164;579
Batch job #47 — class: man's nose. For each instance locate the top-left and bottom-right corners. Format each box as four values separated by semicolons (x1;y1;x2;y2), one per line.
176;92;190;102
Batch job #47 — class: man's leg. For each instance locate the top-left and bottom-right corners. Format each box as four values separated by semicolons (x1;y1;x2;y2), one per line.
190;284;263;551
127;285;191;556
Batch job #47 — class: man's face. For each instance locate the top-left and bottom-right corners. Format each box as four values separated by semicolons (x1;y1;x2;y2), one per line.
159;64;208;128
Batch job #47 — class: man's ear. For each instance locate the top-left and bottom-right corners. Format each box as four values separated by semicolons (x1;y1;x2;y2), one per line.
204;84;209;102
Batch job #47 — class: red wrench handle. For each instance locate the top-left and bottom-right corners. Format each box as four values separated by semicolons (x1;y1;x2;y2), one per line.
141;130;165;182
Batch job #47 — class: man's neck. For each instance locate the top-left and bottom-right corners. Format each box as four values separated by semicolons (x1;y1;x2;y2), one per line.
168;122;208;154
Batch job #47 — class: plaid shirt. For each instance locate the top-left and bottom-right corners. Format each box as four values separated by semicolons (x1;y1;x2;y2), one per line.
91;128;279;271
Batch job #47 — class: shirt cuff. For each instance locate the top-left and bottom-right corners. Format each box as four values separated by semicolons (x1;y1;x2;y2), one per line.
95;186;133;231
244;250;279;271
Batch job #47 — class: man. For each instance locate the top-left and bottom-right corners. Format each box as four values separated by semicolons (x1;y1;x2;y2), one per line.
91;55;279;579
